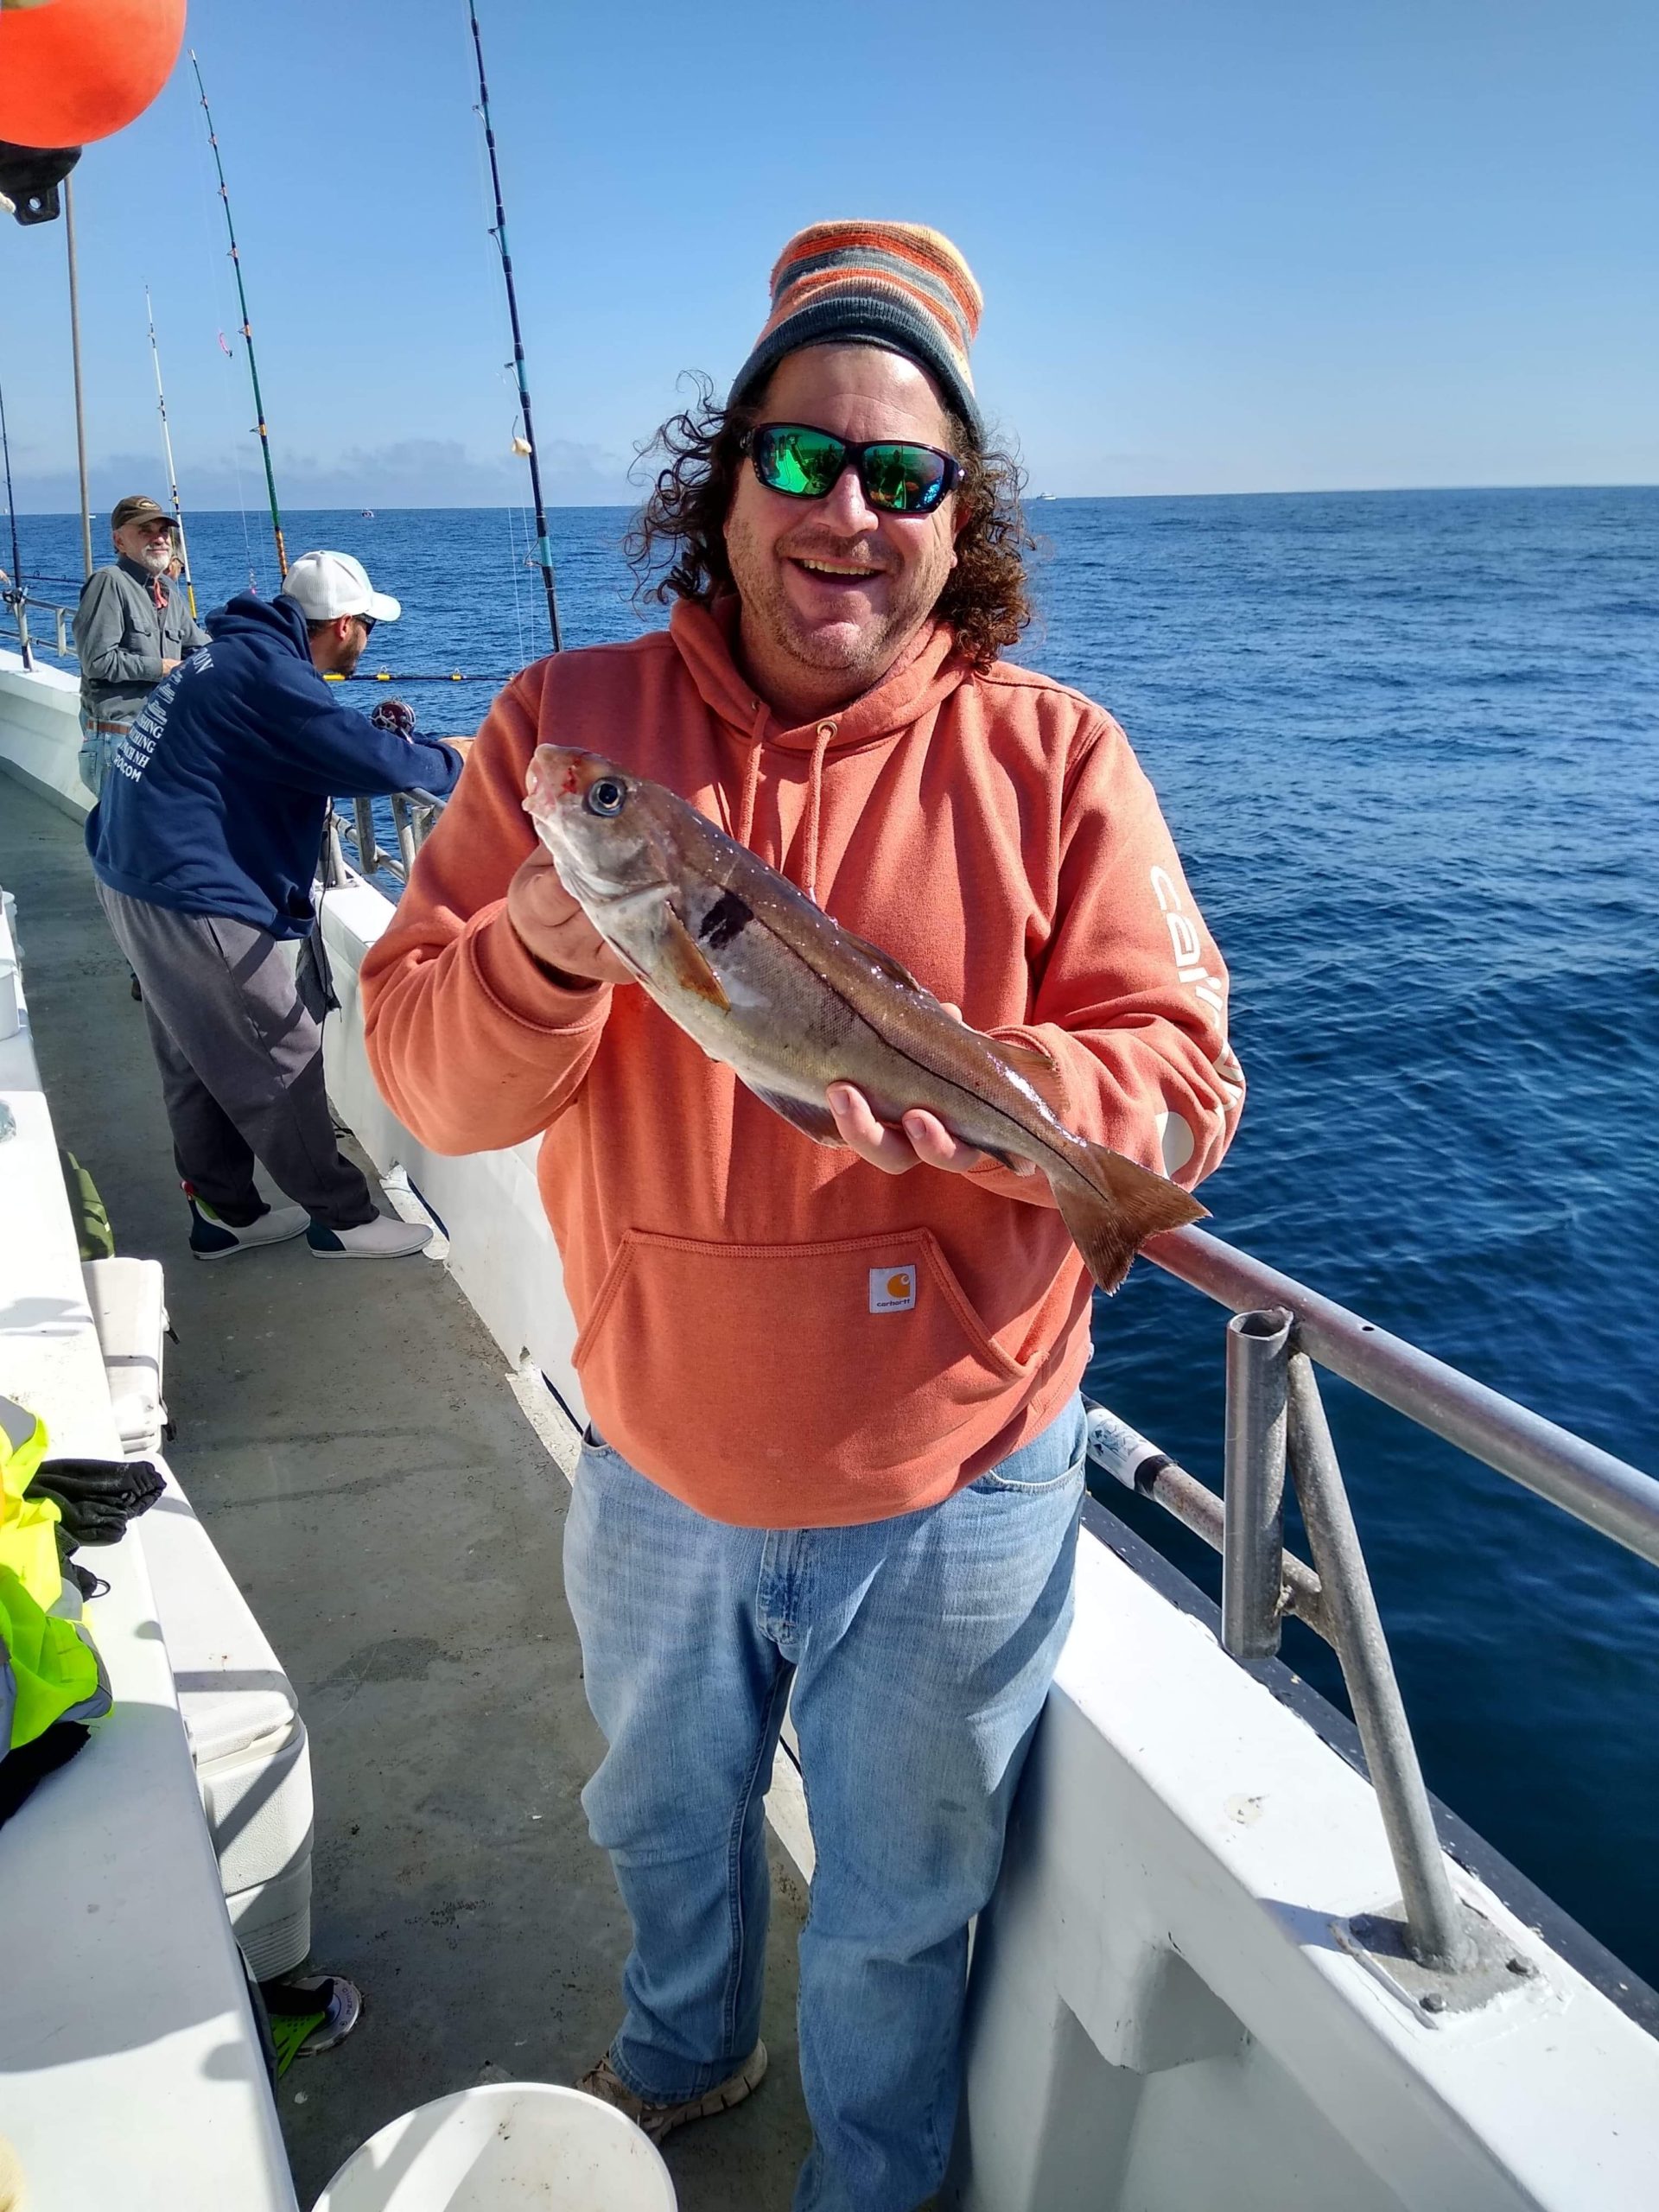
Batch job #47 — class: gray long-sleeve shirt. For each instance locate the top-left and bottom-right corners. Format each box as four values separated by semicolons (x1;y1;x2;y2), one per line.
74;556;209;725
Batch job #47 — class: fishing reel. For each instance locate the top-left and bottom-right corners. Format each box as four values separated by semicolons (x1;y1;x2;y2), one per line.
0;141;79;226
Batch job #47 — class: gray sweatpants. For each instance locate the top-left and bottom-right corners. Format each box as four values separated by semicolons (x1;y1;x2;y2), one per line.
95;882;376;1231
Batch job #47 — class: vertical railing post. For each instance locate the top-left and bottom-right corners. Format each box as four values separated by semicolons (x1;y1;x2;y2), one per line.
391;795;417;879
1222;1306;1292;1661
353;797;378;878
321;814;346;890
1287;1351;1474;1971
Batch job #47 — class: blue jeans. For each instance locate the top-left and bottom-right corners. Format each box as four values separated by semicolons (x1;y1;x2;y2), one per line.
78;709;128;801
563;1397;1086;2212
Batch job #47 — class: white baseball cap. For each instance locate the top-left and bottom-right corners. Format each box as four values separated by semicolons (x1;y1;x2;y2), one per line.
281;549;401;624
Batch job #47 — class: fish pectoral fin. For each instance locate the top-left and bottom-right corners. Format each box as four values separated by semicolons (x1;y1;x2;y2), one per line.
1052;1142;1208;1296
741;1080;846;1147
994;1034;1061;1081
661;906;729;1009
837;926;926;994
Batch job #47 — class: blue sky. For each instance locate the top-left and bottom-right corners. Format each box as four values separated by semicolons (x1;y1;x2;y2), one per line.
2;0;1654;510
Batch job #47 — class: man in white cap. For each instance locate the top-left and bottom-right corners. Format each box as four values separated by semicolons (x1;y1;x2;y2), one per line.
86;550;467;1260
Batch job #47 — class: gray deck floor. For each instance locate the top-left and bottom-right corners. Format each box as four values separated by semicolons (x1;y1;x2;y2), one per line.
0;776;811;2209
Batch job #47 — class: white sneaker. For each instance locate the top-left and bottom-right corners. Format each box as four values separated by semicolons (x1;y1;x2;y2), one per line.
307;1214;432;1260
189;1198;310;1262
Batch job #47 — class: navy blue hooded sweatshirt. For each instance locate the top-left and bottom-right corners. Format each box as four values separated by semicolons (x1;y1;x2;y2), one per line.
86;592;464;939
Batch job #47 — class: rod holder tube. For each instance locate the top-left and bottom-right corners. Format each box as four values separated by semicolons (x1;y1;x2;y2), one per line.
1286;1350;1474;1971
1222;1307;1292;1661
1085;1399;1330;1640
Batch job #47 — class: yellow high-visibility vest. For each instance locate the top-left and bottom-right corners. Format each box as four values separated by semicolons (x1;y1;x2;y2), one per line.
1;1396;110;1752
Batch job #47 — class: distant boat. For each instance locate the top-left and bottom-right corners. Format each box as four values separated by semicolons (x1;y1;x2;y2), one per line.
359;508;375;518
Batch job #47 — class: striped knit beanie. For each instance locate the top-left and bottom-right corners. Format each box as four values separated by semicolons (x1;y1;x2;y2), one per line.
728;220;984;442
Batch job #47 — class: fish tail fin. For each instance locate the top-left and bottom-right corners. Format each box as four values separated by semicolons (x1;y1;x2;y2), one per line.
1052;1143;1208;1295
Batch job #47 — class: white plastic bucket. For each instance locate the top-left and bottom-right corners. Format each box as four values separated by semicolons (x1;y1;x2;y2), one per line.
313;2082;677;2212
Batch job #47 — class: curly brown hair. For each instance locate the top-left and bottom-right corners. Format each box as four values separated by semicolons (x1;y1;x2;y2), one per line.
625;372;1034;669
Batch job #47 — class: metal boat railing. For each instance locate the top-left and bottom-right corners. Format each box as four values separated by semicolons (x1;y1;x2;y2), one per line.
335;780;1659;1987
3;585;78;668
324;788;449;891
1093;1226;1659;1986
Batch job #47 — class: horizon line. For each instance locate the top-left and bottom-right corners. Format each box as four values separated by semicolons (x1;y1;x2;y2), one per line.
10;479;1656;520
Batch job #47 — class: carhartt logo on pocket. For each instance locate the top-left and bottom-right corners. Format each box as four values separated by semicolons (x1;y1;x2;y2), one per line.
869;1265;917;1313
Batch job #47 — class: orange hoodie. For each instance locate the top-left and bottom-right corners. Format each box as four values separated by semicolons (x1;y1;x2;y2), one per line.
360;601;1243;1528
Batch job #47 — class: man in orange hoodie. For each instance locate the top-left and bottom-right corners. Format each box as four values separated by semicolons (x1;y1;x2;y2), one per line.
361;222;1243;2211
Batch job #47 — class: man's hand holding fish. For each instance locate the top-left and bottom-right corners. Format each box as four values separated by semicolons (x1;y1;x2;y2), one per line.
505;843;635;988
824;1057;990;1180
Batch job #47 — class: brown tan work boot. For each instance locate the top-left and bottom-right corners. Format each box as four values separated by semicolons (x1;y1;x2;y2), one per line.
575;2041;768;2144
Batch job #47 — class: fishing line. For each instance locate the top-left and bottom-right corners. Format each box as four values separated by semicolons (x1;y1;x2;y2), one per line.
464;42;527;665
0;382;22;582
0;357;34;669
327;668;511;685
222;340;259;592
467;0;563;652
144;286;198;618
505;462;527;667
190;49;287;581
188;95;259;591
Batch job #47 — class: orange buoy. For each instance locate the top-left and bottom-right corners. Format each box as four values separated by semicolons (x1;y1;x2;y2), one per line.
0;0;187;148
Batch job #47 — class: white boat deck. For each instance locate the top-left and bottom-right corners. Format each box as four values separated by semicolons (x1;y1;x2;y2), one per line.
0;774;810;2209
0;880;296;2212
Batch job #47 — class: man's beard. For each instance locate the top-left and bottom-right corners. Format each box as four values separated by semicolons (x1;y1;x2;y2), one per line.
137;543;171;576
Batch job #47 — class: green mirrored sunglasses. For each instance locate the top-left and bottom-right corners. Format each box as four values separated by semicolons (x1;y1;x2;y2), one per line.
745;423;963;516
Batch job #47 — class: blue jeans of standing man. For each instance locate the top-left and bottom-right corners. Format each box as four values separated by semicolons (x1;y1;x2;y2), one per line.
563;1396;1086;2212
78;708;130;801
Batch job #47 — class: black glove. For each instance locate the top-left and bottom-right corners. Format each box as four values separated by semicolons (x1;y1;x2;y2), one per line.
368;697;416;740
26;1456;164;1550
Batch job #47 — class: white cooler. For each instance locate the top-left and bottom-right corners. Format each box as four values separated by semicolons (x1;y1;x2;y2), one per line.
84;1256;316;1980
81;1250;170;1457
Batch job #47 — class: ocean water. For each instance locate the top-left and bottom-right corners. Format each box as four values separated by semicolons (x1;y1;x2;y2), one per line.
14;486;1658;1983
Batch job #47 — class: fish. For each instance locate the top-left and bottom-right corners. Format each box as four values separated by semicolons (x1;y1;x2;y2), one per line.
523;746;1206;1292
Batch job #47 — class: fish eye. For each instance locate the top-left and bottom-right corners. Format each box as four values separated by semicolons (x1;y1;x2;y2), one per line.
586;778;627;818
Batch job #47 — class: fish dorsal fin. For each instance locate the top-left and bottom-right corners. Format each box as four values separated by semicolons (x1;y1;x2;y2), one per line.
662;906;729;1009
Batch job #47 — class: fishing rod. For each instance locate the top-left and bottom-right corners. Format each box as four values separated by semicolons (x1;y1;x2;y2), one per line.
467;0;563;652
190;48;287;582
0;358;33;671
144;287;197;618
64;178;93;579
